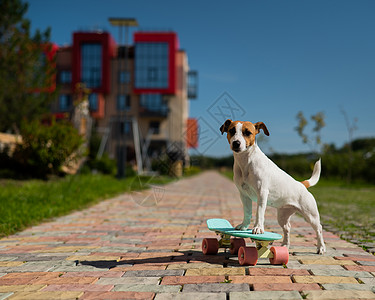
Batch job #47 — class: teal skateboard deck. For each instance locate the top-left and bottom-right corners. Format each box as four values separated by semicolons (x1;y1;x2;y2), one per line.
207;218;282;241
202;218;289;266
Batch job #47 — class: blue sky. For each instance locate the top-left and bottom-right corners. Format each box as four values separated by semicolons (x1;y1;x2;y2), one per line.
26;0;375;157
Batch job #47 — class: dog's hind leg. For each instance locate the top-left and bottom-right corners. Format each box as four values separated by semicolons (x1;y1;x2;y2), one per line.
300;197;326;254
277;206;297;249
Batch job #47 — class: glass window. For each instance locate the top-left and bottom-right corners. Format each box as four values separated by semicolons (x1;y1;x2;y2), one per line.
59;94;72;112
119;70;130;84
89;93;98;111
117;94;131;111
59;70;72;84
134;42;169;89
140;94;168;115
187;71;198;99
120;121;132;135
80;43;102;88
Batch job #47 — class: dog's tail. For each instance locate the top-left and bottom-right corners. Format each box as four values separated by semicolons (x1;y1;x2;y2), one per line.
301;159;321;188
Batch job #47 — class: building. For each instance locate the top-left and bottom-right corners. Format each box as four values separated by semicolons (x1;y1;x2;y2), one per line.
52;30;198;174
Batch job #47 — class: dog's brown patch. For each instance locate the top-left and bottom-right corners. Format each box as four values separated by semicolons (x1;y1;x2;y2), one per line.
301;180;310;188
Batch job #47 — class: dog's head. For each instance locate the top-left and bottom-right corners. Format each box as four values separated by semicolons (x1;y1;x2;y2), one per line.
220;119;269;153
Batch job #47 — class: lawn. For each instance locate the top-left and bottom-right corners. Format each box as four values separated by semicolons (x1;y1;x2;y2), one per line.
310;182;375;249
0;174;173;237
222;171;375;251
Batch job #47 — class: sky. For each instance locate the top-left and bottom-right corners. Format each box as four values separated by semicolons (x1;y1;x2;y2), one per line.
26;0;375;157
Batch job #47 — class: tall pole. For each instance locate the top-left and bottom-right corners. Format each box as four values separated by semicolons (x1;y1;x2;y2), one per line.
108;18;138;178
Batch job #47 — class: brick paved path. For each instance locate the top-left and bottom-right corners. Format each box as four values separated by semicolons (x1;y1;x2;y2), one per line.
0;171;374;299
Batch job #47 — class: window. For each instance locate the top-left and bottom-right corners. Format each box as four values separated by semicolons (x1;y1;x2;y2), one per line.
134;42;169;89
89;93;98;111
120;121;132;135
147;67;158;82
149;121;160;134
117;94;131;111
80;43;102;88
59;94;72;112
187;71;198;99
140;94;168;115
118;70;130;84
59;70;72;84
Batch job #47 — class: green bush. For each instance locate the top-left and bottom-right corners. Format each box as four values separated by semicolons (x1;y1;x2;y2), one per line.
184;166;201;177
88;153;117;176
13;119;84;177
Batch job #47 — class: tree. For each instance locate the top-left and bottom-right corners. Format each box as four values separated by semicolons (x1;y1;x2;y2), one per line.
0;0;56;133
295;111;326;156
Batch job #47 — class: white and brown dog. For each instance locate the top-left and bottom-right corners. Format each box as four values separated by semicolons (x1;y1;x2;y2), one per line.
220;119;326;254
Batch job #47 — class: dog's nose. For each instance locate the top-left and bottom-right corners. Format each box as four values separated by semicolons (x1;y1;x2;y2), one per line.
232;141;241;149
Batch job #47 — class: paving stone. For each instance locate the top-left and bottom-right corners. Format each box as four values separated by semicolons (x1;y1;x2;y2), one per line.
1;272;63;279
293;275;358;284
123;269;184;277
0;277;35;285
344;265;375;272
30;276;98;285
358;260;375;266
304;290;375;299
0;257;18;262
4;261;57;272
322;283;375;292
112;284;181;293
310;268;374;278
96;277;160;285
0;285;46;292
0;293;13;300
17;255;68;262
8;291;83;300
154;292;227;300
80;291;155;299
182;283;250;293
161;276;226;285
185;267;246;276
166;263;222;270
61;271;124;277
337;255;375;261
229;275;292;284
298;257;357;265
32;246;98;253
66;255;121;261
253;283;321;291
230;291;302;299
41;284;113;292
0;262;24;267
248;268;310;276
360;277;375;285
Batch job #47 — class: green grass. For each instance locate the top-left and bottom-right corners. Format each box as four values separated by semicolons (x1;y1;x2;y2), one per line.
0;174;173;238
221;171;375;250
310;183;375;248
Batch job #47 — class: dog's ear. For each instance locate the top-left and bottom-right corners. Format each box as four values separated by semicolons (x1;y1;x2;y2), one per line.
254;122;269;136
220;119;232;135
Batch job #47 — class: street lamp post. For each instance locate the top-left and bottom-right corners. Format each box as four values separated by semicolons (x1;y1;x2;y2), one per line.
108;18;138;178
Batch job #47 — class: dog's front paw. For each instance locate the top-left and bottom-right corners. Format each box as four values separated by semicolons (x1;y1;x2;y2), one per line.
317;244;326;255
235;223;249;231
252;225;264;234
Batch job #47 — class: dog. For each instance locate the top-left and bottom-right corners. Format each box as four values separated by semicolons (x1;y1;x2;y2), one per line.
220;119;326;254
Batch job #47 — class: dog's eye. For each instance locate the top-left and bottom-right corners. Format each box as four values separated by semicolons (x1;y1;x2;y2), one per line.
229;128;236;135
244;130;251;137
